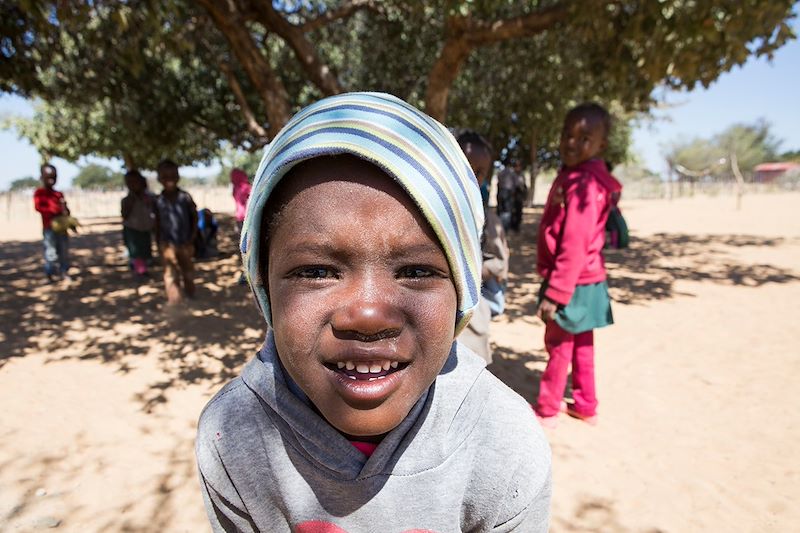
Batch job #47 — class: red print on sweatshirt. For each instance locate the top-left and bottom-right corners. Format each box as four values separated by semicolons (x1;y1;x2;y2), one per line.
295;521;436;533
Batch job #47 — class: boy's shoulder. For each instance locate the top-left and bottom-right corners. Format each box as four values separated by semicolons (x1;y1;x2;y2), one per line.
436;345;549;458
197;376;258;435
34;187;60;196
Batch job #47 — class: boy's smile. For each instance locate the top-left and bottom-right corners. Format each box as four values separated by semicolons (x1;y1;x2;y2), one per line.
265;155;458;439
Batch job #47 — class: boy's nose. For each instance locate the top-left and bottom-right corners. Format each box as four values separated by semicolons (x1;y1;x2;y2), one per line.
330;277;404;341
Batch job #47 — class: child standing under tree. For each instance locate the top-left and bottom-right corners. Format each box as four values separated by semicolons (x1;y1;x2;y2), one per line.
534;103;621;429
196;93;551;531
121;170;155;277
230;168;251;284
154;160;198;305
34;164;71;283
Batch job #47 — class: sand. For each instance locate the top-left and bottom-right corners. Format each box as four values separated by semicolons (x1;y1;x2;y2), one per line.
1;191;798;532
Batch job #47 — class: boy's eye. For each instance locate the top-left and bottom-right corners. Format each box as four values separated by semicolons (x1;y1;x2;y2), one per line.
293;266;337;279
398;266;437;279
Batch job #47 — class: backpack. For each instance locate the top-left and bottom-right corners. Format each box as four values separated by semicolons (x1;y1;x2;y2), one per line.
605;206;629;249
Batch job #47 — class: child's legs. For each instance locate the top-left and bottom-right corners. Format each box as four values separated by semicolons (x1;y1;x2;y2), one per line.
42;230;58;275
132;258;148;275
161;244;183;304
536;320;574;417
571;329;598;416
176;244;195;296
55;233;70;274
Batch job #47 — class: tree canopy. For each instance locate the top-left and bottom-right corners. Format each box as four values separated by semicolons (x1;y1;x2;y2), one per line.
1;1;795;170
72;163;124;190
8;176;39;191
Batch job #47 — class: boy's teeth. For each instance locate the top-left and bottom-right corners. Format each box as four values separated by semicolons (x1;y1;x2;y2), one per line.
336;360;401;374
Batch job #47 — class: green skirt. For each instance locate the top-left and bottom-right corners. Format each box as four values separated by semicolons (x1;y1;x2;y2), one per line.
538;280;614;334
123;226;152;260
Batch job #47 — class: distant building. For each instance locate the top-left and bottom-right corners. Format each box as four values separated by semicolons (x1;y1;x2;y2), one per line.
753;162;800;183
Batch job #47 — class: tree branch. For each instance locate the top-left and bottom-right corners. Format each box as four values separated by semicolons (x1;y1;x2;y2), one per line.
218;60;269;141
198;0;292;138
250;0;343;96
425;1;598;121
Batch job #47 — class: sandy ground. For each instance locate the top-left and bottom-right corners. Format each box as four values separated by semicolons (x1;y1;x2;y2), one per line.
0;191;798;532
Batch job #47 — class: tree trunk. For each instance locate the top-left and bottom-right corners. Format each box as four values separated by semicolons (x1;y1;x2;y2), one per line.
199;0;291;139
526;131;538;207
218;61;269;141
122;152;135;171
425;3;572;121
424;34;472;122
730;152;745;210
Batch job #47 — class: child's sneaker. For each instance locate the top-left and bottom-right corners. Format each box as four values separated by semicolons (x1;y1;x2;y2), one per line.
530;403;558;429
563;403;598;426
536;414;559;429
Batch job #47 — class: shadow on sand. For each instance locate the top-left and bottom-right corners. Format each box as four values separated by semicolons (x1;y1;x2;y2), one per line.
485;207;799;404
1;206;798;531
0;216;264;395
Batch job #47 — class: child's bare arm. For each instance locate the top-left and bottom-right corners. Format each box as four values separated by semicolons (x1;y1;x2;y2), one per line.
536;298;558;322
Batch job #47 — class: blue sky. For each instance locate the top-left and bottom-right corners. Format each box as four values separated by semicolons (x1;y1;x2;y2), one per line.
2;22;799;189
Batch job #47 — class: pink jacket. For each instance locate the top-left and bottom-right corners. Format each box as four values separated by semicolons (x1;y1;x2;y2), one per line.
537;159;621;305
231;169;252;223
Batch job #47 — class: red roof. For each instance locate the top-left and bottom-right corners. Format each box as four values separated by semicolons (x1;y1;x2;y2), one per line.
754;162;800;172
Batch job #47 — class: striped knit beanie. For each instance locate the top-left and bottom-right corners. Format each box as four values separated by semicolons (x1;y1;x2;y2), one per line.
241;92;484;335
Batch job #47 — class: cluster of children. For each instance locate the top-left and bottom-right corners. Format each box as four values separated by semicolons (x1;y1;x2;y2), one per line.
119;160;251;305
36;160;251;307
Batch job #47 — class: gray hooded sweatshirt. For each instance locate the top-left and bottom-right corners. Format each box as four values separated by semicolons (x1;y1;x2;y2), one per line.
196;334;551;532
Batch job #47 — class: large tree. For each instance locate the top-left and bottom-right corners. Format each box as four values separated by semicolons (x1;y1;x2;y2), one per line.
1;0;795;169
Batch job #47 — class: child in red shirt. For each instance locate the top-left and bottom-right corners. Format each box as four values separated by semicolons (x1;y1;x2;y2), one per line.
534;103;621;428
33;164;72;282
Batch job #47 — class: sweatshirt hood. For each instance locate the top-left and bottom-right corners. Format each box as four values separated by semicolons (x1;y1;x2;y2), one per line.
568;158;622;194
240;331;489;480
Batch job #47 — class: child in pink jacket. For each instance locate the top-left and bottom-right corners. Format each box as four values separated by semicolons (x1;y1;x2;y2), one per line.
231;168;252;285
534;103;621;428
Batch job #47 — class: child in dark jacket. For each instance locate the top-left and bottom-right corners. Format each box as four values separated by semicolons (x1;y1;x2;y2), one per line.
534;103;621;428
154;160;198;305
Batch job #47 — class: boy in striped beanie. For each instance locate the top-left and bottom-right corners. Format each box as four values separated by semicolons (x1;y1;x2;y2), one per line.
196;93;551;532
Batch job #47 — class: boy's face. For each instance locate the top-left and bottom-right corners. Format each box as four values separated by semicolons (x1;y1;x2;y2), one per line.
125;175;143;193
266;156;458;438
559;113;607;168
158;167;179;192
41;167;57;189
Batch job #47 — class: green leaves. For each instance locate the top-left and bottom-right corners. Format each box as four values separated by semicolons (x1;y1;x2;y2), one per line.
1;0;795;173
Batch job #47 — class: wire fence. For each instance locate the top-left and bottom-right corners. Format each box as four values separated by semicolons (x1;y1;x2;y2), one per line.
2;186;234;224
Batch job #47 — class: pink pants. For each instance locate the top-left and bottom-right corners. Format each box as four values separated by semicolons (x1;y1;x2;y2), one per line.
535;320;598;417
